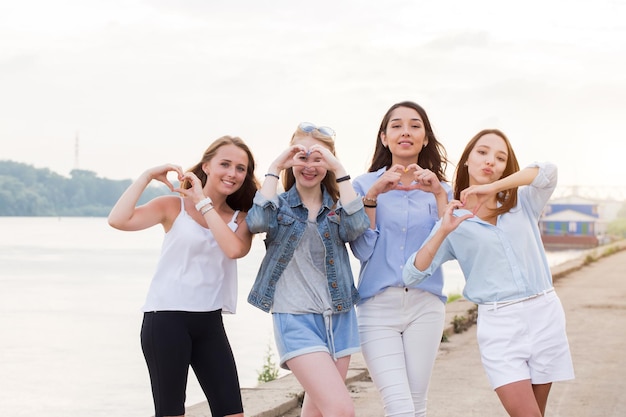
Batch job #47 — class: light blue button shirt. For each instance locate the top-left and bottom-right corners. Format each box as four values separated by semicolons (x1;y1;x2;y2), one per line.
350;167;453;304
403;162;557;304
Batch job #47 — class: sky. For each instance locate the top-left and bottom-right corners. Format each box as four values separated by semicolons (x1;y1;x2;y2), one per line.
1;0;626;197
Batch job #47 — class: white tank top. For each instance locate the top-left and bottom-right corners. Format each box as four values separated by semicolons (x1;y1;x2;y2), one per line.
141;197;240;313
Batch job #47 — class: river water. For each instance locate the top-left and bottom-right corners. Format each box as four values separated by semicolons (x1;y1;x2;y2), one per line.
0;217;584;416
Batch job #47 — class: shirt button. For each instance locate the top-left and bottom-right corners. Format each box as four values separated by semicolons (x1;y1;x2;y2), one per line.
337;305;343;311
331;282;338;288
329;259;335;265
404;287;409;292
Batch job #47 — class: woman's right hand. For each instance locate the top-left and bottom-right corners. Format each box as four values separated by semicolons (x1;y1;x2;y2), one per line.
144;164;184;192
367;164;406;198
269;144;308;173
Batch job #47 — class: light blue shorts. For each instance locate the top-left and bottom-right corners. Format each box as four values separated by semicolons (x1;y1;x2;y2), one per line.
272;310;360;370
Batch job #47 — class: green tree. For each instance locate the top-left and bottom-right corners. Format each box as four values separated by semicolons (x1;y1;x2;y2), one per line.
0;160;170;216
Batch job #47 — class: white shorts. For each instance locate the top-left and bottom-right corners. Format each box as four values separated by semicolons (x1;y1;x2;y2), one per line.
476;290;575;389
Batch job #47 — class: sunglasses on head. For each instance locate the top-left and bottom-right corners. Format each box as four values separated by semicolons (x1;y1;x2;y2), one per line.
298;122;336;138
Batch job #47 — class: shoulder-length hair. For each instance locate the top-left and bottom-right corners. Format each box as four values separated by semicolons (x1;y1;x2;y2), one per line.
283;125;340;202
181;136;259;211
368;101;448;182
453;129;520;216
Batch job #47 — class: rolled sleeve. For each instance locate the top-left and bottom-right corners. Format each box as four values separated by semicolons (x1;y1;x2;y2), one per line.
246;191;279;234
337;195;363;215
402;252;430;286
527;161;558;189
252;191;279;208
350;227;379;261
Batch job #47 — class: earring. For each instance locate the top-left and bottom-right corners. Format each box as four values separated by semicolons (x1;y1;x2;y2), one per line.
463;162;468;167
423;144;427;148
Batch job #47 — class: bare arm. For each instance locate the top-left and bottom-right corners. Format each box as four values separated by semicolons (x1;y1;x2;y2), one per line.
259;144;307;200
108;164;183;231
412;200;473;270
460;167;540;210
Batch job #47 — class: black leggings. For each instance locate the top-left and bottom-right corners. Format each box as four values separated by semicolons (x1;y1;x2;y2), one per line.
141;310;243;417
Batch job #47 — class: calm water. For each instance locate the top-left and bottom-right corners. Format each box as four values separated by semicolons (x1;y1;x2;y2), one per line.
0;217;583;416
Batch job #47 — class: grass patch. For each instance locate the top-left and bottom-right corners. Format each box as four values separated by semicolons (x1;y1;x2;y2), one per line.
447;294;462;303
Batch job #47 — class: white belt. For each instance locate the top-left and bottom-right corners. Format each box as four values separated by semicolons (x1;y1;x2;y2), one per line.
484;288;555;311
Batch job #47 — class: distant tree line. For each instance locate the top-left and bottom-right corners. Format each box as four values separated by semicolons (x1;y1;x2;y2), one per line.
0;160;170;217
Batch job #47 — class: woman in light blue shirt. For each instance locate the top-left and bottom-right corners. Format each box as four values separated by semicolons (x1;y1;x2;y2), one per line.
404;129;574;417
350;101;451;417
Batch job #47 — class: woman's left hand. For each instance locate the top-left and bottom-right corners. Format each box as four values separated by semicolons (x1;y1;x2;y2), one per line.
396;164;443;194
304;144;342;173
459;184;497;214
175;172;206;204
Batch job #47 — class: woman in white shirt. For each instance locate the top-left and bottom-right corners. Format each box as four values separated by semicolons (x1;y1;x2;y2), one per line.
404;129;574;417
108;136;259;417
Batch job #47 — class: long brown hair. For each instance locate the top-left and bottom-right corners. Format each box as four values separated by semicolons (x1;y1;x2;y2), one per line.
181;136;259;211
282;125;340;202
369;101;448;182
454;129;520;216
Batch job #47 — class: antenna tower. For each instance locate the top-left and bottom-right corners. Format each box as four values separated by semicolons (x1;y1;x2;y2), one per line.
74;132;80;170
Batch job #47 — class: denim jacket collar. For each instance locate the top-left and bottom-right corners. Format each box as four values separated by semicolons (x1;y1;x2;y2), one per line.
284;184;337;212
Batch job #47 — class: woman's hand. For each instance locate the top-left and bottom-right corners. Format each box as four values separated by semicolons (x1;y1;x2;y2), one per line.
396;163;443;195
459;184;497;214
147;164;184;192
175;171;207;205
301;144;343;173
366;164;406;198
440;200;474;233
270;144;308;173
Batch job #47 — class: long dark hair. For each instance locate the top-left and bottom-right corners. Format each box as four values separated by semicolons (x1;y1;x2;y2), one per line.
181;136;260;211
454;129;520;216
368;101;448;182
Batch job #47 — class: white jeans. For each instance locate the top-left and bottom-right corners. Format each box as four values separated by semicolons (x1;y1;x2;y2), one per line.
357;287;445;417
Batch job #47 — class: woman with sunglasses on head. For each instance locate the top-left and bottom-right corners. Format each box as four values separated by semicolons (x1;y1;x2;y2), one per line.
108;136;259;417
403;129;574;417
349;101;451;417
246;122;369;417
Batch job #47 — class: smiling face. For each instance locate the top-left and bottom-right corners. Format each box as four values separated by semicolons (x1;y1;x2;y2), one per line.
202;144;249;195
291;135;330;189
380;106;428;165
466;133;508;186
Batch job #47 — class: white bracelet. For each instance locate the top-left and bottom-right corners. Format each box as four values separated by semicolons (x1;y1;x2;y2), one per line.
200;204;214;215
195;197;213;211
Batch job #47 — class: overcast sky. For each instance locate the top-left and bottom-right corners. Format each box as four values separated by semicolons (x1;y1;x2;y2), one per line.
2;0;625;193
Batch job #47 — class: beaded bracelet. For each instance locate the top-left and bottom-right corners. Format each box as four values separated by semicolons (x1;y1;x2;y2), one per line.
336;174;351;183
363;196;377;208
195;196;213;211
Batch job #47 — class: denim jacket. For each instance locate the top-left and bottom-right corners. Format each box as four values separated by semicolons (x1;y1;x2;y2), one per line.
246;185;369;314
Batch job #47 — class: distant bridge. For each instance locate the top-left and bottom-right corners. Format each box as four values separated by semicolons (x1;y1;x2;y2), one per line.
552;185;626;202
